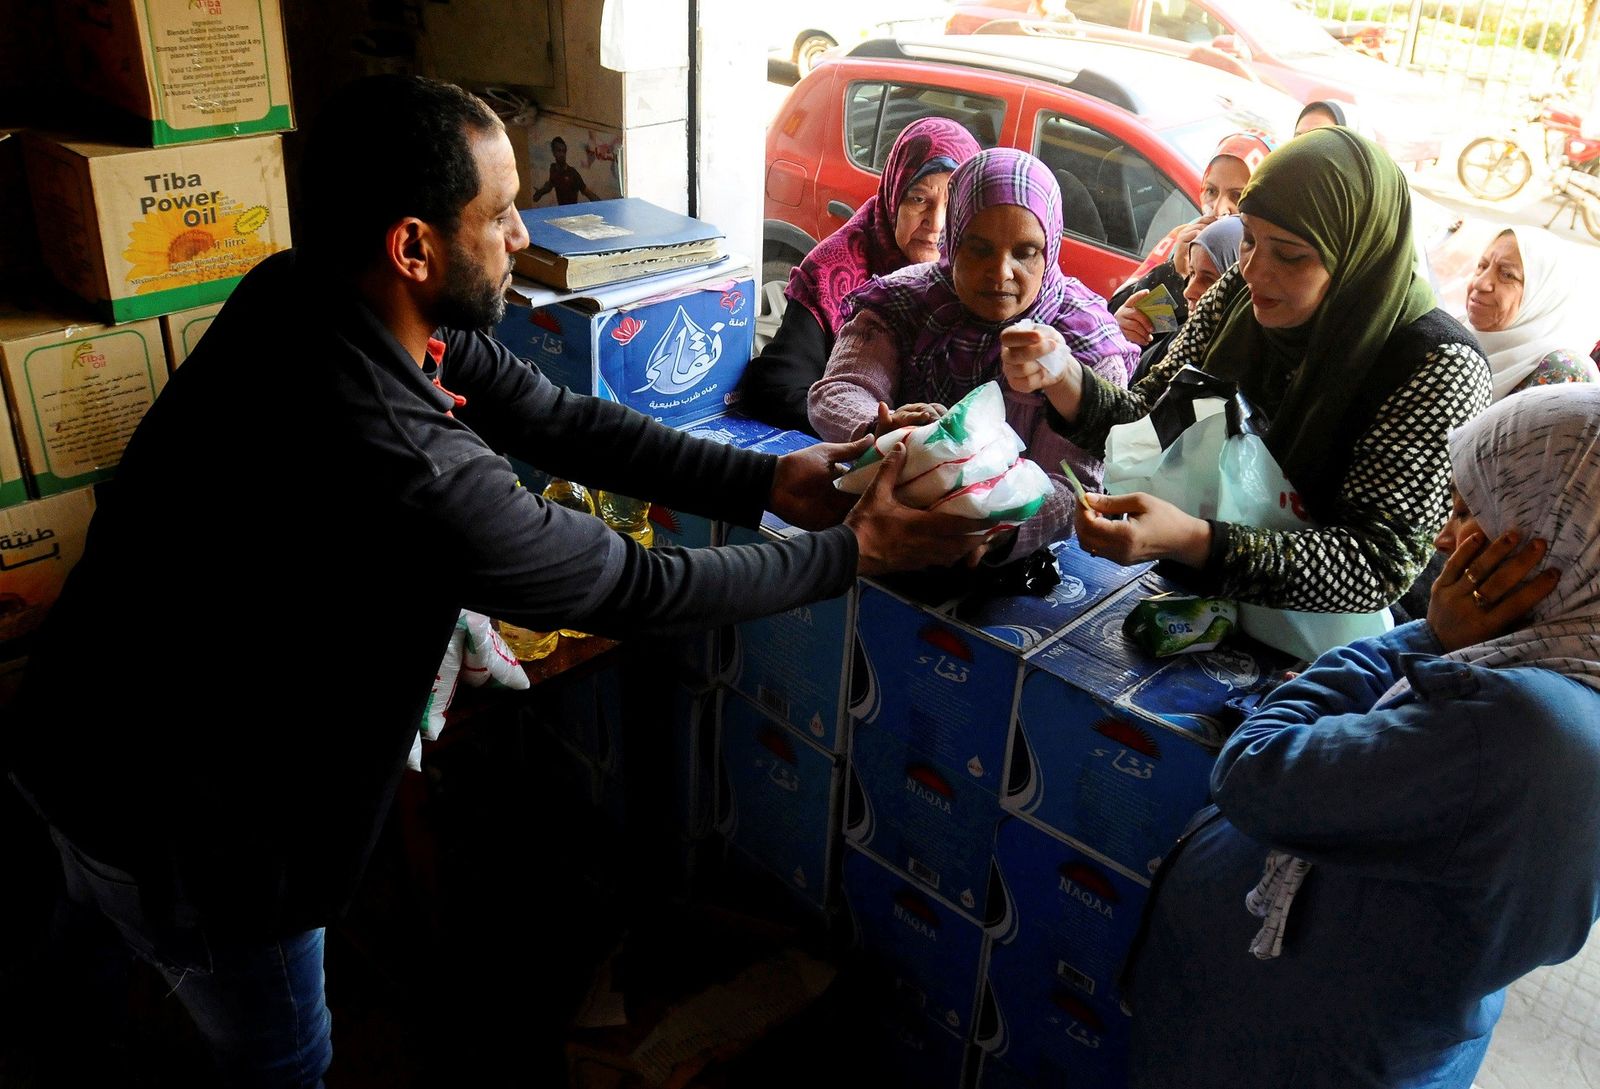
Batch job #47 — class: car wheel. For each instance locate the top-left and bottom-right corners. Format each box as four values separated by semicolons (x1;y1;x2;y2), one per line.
794;33;836;78
1456;137;1533;202
755;256;798;354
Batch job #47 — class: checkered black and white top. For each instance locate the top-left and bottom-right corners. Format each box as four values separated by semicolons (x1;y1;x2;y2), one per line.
1058;266;1492;615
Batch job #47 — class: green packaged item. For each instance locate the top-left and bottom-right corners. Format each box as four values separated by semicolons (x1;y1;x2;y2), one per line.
1123;592;1238;657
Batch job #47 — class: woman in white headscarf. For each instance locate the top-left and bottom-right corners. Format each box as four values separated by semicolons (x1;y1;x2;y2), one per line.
1463;226;1598;399
1124;383;1600;1089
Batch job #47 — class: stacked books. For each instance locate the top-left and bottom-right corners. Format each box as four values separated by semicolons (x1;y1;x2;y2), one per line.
515;198;725;291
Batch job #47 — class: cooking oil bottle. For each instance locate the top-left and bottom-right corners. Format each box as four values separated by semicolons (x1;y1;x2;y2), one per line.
493;619;560;661
598;491;654;549
545;479;597;639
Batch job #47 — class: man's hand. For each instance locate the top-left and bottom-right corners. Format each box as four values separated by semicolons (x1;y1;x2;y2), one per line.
875;400;945;437
1114;290;1155;347
847;441;992;575
768;435;873;530
1428;529;1559;652
1074;491;1212;568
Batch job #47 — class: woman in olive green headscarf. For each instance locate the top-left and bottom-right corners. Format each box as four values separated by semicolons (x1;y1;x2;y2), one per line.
999;127;1490;619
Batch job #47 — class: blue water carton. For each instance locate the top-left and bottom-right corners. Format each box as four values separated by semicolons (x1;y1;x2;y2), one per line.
973;1053;1046;1089
1008;581;1291;880
846;719;1003;919
976;964;1132;1089
721;520;856;753
840;844;989;1038
989;816;1148;1017
496;268;754;429
649;413;796;682
667;683;719;842
855;1003;973;1089
949;540;1148;651
852;541;1140;796
715;690;842;910
531;662;626;776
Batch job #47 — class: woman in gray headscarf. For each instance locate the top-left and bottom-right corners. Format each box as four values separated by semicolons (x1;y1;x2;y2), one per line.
1115;215;1244;383
1124;383;1600;1088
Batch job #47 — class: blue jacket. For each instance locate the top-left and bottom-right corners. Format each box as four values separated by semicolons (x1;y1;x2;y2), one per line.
1127;621;1600;1088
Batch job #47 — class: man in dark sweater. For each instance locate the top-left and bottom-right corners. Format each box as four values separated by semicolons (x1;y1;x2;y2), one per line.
2;76;985;1088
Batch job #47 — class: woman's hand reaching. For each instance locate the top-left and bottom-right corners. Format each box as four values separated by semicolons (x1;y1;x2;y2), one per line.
874;401;946;437
1429;529;1560;652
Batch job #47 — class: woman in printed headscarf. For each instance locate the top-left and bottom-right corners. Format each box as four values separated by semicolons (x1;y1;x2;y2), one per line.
808;147;1139;555
1005;127;1491;616
1121;383;1600;1088
1108;131;1274;316
737;117;981;434
1117;215;1243;384
1462;225;1598;400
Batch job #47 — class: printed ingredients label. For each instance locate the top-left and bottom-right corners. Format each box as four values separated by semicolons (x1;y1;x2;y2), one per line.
23;331;161;480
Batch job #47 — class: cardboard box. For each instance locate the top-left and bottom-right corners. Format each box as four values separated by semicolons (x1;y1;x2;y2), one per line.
0;132;44;292
0;488;95;656
55;0;294;147
973;1052;1058;1089
840;843;989;1038
496;269;754;429
1007;581;1290;880
0;312;166;496
845;720;1003;920
857;1004;973;1089
722;521;856;754
23;133;291;323
715;690;841;911
160;301;224;370
975;968;1132;1089
852;541;1141;797
989;816;1149;1014
647;499;719;683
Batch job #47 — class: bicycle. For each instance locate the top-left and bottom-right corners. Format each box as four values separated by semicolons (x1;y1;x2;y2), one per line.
1456;87;1600;241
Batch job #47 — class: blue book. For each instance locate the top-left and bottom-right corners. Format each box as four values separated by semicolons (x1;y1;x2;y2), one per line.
514;198;724;290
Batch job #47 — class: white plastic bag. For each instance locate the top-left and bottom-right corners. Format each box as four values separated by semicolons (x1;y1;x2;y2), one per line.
833;382;1047;523
410;610;532;771
1102;370;1391;661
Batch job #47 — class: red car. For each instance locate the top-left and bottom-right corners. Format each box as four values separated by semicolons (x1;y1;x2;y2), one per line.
947;0;1445;163
762;33;1297;305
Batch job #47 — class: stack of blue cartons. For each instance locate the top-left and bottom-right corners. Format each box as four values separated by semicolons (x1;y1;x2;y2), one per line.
714;425;857;914
839;540;1149;1078
975;572;1292;1088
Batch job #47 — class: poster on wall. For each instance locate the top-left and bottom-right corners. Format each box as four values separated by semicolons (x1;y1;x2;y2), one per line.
522;117;623;207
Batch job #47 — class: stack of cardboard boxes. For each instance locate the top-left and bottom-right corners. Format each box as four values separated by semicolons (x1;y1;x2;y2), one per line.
0;1;293;671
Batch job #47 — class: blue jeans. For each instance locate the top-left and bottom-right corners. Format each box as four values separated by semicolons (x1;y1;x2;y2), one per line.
50;827;333;1089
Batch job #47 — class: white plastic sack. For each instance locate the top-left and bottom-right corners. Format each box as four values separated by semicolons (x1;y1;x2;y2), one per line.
1104;402;1391;662
833;383;1044;523
410;610;531;771
927;458;1052;526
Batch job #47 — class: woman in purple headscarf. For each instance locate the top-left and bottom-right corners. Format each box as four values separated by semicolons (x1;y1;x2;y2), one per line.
737;117;982;435
809;147;1139;555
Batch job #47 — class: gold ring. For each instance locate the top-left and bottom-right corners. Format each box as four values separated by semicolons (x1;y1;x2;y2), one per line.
1463;568;1479;586
1472;589;1489;610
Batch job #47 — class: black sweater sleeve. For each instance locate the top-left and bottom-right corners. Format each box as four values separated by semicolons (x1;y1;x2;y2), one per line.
444;328;775;529
734;303;828;436
411;453;858;637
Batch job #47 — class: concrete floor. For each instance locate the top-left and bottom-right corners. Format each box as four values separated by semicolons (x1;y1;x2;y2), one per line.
1477;925;1600;1089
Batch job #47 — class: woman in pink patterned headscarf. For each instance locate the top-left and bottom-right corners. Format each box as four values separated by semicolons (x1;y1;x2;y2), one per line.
737;116;981;434
809;147;1139;558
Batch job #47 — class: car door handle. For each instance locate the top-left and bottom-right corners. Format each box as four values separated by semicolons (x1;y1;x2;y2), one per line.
827;200;855;220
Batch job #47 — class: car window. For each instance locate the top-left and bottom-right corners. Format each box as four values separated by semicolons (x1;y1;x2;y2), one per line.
1056;0;1136;27
1147;0;1224;44
844;80;1005;172
1033;112;1196;257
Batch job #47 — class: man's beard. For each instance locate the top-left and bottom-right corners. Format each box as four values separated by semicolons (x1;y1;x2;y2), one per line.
436;239;510;331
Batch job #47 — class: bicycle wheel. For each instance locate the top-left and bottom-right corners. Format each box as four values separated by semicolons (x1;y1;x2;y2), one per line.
1580;194;1600;242
1457;137;1534;201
